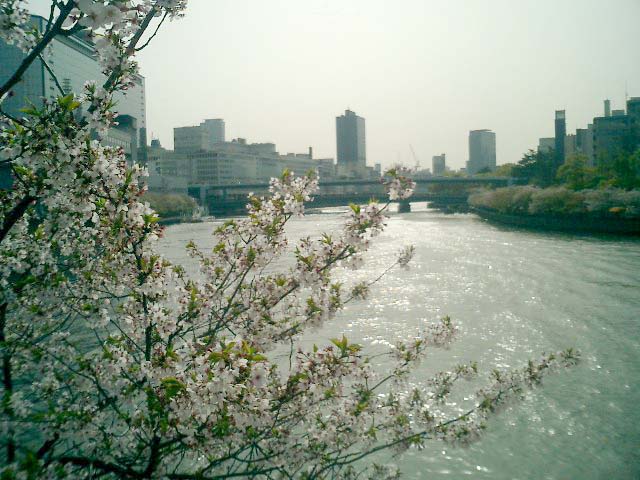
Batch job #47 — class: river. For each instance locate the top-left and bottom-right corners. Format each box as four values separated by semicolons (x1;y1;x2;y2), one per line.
158;203;640;480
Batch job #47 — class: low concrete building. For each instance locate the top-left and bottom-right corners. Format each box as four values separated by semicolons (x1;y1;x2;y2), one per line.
538;137;555;153
148;134;338;195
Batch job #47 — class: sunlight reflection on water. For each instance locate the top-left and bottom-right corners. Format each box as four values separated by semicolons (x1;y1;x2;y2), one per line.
159;204;640;480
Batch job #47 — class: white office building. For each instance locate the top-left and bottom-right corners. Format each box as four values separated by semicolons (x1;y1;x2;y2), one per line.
0;15;147;162
174;119;226;152
467;129;496;174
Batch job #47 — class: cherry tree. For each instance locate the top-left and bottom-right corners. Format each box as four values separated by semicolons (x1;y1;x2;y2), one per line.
0;2;578;478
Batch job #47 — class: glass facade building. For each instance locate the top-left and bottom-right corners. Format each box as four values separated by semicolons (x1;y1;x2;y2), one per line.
336;109;366;168
0;16;146;152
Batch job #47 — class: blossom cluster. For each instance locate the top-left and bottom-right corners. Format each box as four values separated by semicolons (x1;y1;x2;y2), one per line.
383;166;416;200
0;0;33;51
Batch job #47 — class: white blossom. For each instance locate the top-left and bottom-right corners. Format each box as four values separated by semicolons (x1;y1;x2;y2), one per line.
0;2;577;478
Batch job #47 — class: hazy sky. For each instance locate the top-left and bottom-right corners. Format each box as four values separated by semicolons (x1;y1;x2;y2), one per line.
31;0;640;169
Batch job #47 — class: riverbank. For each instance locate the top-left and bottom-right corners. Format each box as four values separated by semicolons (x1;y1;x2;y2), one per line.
469;186;640;235
472;206;640;235
157;215;214;226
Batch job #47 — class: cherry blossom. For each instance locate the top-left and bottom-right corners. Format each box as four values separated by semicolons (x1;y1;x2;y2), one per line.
0;2;578;479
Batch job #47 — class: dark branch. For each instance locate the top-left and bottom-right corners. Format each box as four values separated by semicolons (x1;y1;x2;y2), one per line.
0;195;36;244
39;54;65;96
102;6;158;92
44;1;57;35
0;0;75;99
0;303;15;463
135;11;169;52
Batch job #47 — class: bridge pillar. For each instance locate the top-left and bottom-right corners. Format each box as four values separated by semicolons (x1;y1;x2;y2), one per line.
398;200;411;213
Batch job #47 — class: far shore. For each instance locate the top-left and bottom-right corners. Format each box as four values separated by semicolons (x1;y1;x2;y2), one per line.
472;207;640;235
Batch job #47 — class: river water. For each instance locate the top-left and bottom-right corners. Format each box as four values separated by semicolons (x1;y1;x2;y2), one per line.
159;203;640;480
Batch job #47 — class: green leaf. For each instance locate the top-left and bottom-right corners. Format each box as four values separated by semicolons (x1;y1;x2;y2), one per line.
161;377;186;399
330;335;350;356
247;246;256;263
19;106;40;116
58;93;80;111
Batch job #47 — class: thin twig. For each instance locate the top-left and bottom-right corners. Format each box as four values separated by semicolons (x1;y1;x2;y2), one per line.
39;54;65;96
135;11;169;52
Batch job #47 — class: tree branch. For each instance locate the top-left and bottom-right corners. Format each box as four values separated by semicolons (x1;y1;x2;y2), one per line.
0;0;75;99
0;195;36;244
102;6;158;92
39;53;65;96
0;303;15;463
135;11;168;52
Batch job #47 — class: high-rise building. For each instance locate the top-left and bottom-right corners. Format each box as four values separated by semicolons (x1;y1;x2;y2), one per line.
201;119;226;145
0;15;146;153
592;97;640;164
554;111;566;169
336;109;366;168
564;134;577;159
467;129;496;174
576;125;595;165
627;97;640;122
432;154;446;176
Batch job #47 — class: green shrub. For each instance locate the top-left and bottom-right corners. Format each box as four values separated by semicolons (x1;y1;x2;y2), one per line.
527;187;585;215
469;186;538;214
583;189;640;217
144;192;197;218
470;186;640;218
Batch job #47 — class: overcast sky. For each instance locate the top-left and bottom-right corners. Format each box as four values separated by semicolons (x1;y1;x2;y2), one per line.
31;0;640;169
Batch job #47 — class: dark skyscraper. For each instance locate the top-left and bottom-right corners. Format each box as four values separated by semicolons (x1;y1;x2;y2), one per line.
627;97;640;123
554;110;566;169
432;154;446;176
592;97;640;163
336;109;366;168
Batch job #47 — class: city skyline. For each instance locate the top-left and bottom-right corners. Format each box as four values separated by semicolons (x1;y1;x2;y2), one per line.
26;0;640;170
2;4;640;480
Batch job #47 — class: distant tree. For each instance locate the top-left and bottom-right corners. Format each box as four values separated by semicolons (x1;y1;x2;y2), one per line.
512;149;556;187
493;163;517;177
144;192;197;218
475;166;493;175
597;148;640;190
556;154;599;190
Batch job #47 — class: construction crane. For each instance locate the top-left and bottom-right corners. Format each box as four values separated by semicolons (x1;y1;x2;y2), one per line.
409;144;420;170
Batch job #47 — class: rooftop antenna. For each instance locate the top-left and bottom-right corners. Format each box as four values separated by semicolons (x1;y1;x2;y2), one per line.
409;144;420;170
625;81;629;102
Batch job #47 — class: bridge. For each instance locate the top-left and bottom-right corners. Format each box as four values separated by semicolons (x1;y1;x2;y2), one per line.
189;177;520;216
